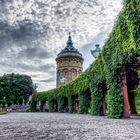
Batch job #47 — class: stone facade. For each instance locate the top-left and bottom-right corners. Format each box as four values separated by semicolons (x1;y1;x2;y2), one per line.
56;33;84;88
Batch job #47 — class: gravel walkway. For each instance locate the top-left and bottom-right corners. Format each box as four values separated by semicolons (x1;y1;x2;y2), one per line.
0;113;140;140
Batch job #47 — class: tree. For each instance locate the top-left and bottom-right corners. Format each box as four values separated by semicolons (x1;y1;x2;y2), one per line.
0;73;34;107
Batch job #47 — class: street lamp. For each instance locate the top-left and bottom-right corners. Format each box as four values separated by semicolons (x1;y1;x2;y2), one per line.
91;44;101;58
60;76;67;85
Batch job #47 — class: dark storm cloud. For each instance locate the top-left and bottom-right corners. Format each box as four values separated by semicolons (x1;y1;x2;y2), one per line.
0;21;11;43
0;19;52;61
17;63;55;72
17;46;52;59
11;22;35;40
0;21;9;32
0;20;42;41
0;21;34;49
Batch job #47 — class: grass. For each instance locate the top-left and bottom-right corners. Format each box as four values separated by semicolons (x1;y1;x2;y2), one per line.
0;112;7;115
136;100;140;113
136;108;140;114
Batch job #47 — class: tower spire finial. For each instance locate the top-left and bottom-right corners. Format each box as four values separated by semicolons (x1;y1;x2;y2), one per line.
68;32;71;41
59;32;79;53
67;32;72;47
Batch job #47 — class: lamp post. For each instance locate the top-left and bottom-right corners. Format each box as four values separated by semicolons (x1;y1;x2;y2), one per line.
91;44;101;58
60;76;67;85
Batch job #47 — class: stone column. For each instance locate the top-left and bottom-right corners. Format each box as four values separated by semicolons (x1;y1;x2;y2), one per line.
122;66;130;118
102;97;106;115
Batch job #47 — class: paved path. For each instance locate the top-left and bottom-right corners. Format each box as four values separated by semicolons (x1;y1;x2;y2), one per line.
0;113;140;140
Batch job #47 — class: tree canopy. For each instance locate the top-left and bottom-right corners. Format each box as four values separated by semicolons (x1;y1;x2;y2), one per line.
0;73;34;107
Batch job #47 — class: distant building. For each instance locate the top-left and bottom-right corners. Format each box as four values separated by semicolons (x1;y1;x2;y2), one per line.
56;33;84;88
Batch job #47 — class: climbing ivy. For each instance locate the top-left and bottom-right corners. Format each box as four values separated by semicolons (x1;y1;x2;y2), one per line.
40;101;45;112
30;0;140;118
68;96;73;113
48;100;53;112
78;92;90;114
90;83;103;116
57;96;65;113
106;68;123;118
30;99;37;112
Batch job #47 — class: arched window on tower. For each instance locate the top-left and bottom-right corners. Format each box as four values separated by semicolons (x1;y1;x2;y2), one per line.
78;69;82;75
62;69;68;83
71;69;77;80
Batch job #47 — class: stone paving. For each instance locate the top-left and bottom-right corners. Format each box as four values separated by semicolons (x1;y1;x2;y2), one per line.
0;113;140;140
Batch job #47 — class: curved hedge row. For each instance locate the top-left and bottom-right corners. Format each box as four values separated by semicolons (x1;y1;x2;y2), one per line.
30;0;140;118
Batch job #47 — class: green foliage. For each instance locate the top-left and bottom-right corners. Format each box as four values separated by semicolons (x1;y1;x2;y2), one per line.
30;100;37;112
105;68;123;118
40;101;45;112
0;112;7;115
78;92;89;114
135;86;140;113
48;100;53;112
134;70;140;95
68;96;73;113
31;89;58;103
90;83;103;116
135;84;140;95
0;73;34;107
57;96;65;113
134;70;140;112
30;0;140;118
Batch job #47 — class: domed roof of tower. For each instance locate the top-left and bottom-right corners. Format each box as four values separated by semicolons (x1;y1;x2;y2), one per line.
58;32;81;55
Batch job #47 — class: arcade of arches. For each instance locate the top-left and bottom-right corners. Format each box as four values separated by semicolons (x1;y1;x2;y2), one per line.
31;0;140;119
34;34;140;118
40;58;140;118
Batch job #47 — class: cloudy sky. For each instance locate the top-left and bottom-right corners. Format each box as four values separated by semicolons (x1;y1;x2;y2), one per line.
0;0;123;91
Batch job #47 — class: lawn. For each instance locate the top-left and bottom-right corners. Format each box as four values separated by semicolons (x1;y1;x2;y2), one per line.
0;112;7;115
